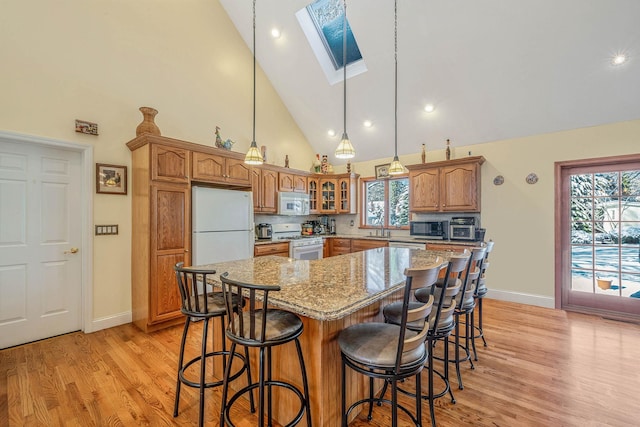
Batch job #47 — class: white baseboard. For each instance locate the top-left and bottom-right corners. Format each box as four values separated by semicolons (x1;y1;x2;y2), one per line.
86;311;132;333
486;289;555;309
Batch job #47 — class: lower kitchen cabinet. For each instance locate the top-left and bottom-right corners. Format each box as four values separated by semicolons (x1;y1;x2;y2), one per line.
254;242;289;257
351;239;388;252
330;238;352;256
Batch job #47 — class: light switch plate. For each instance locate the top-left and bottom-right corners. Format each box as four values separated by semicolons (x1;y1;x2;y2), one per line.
95;225;119;235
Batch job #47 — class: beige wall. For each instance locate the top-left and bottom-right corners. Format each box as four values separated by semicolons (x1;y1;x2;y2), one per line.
0;0;314;322
348;119;640;306
2;0;638;324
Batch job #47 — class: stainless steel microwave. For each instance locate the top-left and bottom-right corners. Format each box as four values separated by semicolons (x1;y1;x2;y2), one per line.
409;221;449;239
450;224;476;241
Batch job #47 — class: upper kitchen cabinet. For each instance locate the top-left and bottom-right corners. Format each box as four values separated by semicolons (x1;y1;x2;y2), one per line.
278;171;308;193
192;151;251;186
308;176;319;214
338;174;358;214
251;165;278;213
407;156;485;212
151;144;190;183
315;173;359;214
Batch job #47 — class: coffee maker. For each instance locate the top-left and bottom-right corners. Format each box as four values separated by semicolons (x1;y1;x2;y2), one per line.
329;218;336;235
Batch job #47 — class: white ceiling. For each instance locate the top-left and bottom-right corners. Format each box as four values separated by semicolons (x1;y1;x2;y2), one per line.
219;0;640;164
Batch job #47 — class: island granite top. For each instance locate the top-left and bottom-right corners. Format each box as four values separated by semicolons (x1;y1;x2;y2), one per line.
197;247;455;321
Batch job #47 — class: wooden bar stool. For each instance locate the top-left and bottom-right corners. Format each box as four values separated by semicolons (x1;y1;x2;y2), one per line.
173;263;253;427
219;272;311;427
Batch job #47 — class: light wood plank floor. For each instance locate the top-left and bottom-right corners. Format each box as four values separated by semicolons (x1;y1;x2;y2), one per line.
1;299;639;426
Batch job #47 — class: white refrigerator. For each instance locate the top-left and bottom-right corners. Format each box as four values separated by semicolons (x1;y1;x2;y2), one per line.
192;186;254;265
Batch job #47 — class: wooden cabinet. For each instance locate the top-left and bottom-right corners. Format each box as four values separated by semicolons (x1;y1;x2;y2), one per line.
128;135;193;332
351;238;387;252
151;144;190;183
308;177;319;214
279;171;308;193
323;238;330;258
407;156;484;212
192;151;251;186
315;173;359;214
330;238;352;256
254;242;289;257
338;174;358;214
252;166;278;213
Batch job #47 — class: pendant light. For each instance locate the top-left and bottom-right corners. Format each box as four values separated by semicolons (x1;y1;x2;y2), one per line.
245;0;264;165
388;0;404;175
334;0;356;159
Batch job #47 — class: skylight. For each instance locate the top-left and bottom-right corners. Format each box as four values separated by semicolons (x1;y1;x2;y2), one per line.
296;0;367;85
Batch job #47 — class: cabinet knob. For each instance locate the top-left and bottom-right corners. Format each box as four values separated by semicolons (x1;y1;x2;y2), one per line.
185;249;189;253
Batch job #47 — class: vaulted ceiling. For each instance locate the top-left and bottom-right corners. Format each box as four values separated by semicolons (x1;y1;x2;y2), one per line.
219;0;640;165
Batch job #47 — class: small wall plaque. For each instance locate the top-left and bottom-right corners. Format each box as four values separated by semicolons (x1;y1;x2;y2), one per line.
526;173;539;184
493;175;504;185
75;119;98;135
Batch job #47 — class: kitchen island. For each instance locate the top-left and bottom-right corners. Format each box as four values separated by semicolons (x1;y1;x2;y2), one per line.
200;247;454;426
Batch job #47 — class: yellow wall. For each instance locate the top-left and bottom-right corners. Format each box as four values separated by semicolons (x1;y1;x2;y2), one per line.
0;0;314;321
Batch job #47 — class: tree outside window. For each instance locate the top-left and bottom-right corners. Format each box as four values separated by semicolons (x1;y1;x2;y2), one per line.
362;177;409;228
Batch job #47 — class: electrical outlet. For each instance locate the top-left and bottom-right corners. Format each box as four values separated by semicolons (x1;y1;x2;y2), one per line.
350;220;354;226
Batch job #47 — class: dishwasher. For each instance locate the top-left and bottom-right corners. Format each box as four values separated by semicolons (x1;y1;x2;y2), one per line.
388;240;427;250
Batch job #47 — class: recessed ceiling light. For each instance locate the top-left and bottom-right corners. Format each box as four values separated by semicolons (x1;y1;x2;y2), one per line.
327;129;336;137
363;120;373;128
424;104;435;113
612;54;627;65
271;28;281;39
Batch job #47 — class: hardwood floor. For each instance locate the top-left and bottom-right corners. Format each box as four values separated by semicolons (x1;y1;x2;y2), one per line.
1;299;639;426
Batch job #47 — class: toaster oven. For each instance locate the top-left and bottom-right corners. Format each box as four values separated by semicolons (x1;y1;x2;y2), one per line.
449;217;476;241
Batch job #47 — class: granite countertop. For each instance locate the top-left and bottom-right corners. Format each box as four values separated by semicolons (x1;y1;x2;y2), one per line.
255;234;482;246
198;247;454;321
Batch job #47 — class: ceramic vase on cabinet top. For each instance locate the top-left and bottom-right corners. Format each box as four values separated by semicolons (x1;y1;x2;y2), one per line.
136;107;161;136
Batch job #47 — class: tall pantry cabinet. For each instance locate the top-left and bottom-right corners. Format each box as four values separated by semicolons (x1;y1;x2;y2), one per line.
128;136;191;332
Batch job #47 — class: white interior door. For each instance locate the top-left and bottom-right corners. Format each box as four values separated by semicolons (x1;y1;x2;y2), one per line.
0;139;83;349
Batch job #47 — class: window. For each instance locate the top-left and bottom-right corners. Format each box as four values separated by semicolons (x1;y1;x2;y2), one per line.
361;176;409;229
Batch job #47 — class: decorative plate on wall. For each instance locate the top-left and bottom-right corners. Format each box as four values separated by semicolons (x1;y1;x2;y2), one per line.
526;173;538;184
493;175;504;185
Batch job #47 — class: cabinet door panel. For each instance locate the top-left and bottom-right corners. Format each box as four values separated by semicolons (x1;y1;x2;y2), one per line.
225;158;251;185
279;173;295;192
409;169;439;211
151;253;183;321
192;152;224;182
293;174;307;193
441;164;478;211
155;188;188;250
152;145;189;183
261;169;278;213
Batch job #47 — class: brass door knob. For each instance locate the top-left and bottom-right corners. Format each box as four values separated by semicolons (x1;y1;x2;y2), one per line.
64;247;79;254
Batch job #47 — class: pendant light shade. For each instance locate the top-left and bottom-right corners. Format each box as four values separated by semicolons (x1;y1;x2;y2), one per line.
388;0;404;175
335;0;355;160
245;0;264;165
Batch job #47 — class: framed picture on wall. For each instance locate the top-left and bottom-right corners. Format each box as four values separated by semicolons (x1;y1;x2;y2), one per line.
96;163;127;195
375;164;390;179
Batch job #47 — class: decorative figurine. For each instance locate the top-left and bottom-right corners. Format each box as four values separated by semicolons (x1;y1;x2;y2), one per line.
421;144;426;163
215;126;224;148
214;126;234;150
312;154;321;173
321;155;328;174
285;155;290;168
261;145;267;162
446;139;451;160
347;160;351;173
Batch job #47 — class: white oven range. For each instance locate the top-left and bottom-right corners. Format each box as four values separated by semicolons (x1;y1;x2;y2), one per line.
271;223;324;260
